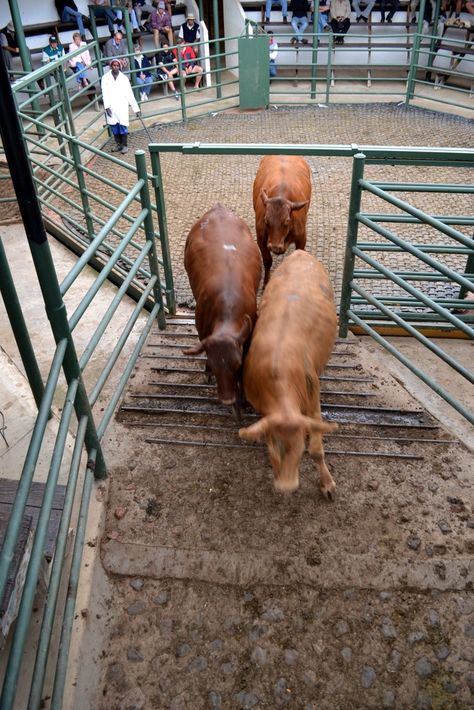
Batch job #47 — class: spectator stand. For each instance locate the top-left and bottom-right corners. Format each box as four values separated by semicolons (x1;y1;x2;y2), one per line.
430;17;473;92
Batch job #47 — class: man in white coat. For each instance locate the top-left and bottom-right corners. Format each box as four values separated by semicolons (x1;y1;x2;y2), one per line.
101;58;140;154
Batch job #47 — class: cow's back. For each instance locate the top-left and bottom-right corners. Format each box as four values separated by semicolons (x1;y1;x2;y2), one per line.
244;251;336;402
253;155;312;206
184;204;261;338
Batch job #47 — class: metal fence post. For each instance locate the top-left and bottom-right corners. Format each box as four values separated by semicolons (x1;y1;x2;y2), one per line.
150;151;176;314
339;151;365;337
135;150;167;329
0;237;47;413
213;0;222;99
0;52;107;479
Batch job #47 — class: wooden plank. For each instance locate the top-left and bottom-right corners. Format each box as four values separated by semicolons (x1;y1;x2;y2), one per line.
0;510;33;618
0;505;63;562
0;479;66;511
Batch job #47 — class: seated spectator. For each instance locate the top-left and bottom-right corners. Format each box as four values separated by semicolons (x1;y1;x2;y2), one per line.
380;0;399;22
134;1;155;30
90;0;118;36
175;37;203;88
151;1;174;48
265;0;289;22
290;0;311;44
313;0;331;33
54;0;87;40
104;30;129;68
330;0;351;42
352;0;375;22
133;42;153;101
0;22;20;74
155;40;180;99
268;30;278;77
42;35;66;63
178;13;201;48
68;31;98;106
111;1;140;32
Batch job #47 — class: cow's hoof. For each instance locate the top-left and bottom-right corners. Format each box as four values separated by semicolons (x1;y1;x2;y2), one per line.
231;403;242;422
321;483;336;500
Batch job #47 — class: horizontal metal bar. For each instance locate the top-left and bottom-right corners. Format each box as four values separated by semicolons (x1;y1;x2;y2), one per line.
353;247;474;338
96;302;161;439
358;182;474;250
149;143;474;164
369;183;474;193
78;241;152;372
143;437;423;459
60;181;144;295
90;277;157;408
68;210;148;331
351;283;474;384
0;339;67;606
356;243;472;253
348;311;474;425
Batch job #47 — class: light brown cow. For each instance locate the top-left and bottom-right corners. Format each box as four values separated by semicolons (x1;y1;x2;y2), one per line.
253;155;312;286
184;204;262;409
239;251;338;494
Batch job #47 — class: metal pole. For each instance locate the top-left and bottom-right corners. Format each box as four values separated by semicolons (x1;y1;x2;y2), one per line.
0;45;107;479
150;151;176;314
339;152;366;337
213;0;222;99
135;150;166;329
0;237;47;413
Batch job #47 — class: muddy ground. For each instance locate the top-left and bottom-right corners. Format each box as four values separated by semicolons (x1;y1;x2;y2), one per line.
96;320;473;710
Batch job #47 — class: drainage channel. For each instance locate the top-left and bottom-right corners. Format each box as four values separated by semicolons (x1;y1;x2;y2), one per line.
118;314;456;461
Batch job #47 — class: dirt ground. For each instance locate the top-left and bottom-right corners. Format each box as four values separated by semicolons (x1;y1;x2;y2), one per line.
68;103;473;709
96;318;473;710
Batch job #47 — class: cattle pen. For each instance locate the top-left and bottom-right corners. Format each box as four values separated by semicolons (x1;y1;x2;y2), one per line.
1;33;474;710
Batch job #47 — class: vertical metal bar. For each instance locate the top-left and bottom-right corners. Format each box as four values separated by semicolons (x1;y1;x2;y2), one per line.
56;66;95;241
0;237;47;412
0;379;79;710
406;0;425;102
339;152;366;337
0;54;107;479
325;35;333;104
198;0;204;21
27;415;89;710
122;8;135;59
459;251;474;299
150;151;176;314
176;49;188;122
213;0;222;99
426;0;441;76
7;0;43;127
50;451;96;710
310;23;318;99
135;150;166;328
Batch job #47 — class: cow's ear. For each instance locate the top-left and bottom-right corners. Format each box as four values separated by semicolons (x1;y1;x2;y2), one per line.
236;314;252;346
239;417;269;442
290;199;309;212
260;189;269;205
183;339;207;356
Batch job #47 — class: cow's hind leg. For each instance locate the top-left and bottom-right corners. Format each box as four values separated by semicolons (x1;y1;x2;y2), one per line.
259;240;273;287
308;383;336;499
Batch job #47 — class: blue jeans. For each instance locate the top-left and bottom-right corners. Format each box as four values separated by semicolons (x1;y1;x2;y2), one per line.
137;75;153;95
291;15;308;40
269;59;277;77
265;0;288;18
317;11;329;32
74;61;87;84
61;7;86;37
91;6;116;33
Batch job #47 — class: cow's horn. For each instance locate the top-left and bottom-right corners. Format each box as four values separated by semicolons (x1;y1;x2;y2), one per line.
260;189;269;205
290;199;309;211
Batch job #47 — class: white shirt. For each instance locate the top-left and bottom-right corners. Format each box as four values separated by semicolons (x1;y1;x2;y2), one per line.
101;69;139;127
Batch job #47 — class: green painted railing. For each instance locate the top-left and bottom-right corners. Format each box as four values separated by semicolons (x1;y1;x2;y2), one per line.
339;151;474;424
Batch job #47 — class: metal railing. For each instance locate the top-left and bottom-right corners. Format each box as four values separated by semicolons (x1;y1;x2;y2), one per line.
339;150;474;424
0;50;167;707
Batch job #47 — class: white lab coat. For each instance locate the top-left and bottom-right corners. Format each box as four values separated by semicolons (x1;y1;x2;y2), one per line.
101;69;139;127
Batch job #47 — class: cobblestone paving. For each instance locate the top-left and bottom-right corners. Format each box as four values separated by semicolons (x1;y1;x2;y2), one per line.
99;102;473;306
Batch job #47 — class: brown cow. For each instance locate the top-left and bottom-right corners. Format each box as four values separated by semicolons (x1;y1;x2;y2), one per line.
184;204;262;408
253;155;312;286
239;251;338;494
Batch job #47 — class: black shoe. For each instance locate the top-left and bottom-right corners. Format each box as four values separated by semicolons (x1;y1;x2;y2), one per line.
291;36;297;43
265;16;270;21
283;16;288;22
386;17;393;22
380;15;385;22
302;38;309;43
356;15;361;22
362;15;368;22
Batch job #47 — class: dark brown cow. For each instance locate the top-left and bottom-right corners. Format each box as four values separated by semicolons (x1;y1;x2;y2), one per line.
184;204;262;407
239;251;338;494
253;155;312;285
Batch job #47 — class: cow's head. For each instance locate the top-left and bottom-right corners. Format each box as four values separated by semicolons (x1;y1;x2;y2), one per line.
239;413;337;492
184;316;252;404
260;189;308;255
